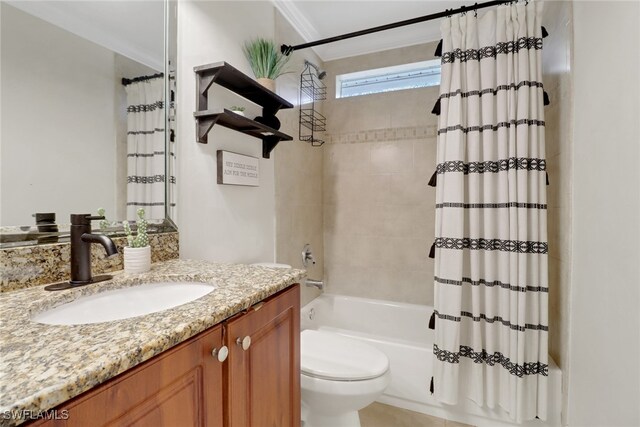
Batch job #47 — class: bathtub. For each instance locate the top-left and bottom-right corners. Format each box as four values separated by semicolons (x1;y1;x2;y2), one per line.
301;294;562;427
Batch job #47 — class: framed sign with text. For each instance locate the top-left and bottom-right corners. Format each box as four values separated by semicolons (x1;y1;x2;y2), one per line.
216;150;260;186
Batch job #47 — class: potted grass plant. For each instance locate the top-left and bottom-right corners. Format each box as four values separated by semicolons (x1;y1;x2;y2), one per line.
230;106;246;116
243;38;291;92
122;208;150;274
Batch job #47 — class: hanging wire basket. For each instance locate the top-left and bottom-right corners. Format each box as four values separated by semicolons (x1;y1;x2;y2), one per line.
299;63;326;147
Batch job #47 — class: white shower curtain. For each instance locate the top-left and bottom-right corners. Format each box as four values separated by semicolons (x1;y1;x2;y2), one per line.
432;1;548;422
125;77;166;220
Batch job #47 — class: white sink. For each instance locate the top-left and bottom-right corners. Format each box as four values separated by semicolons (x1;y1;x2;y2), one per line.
32;282;216;325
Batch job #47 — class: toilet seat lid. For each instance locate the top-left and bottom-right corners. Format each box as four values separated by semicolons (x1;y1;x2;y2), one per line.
301;330;389;381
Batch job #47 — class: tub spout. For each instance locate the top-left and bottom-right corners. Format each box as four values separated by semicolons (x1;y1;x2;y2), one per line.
305;278;324;290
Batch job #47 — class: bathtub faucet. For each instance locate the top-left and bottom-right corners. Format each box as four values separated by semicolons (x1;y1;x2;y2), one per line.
302;244;316;267
305;278;324;290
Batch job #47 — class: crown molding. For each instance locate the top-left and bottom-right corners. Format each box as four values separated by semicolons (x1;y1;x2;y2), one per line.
272;0;324;59
272;0;441;62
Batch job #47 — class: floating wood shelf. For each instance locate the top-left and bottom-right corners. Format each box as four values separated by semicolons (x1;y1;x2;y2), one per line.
194;62;293;158
194;109;293;158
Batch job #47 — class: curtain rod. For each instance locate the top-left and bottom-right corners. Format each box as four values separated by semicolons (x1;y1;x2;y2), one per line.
281;0;512;55
122;73;164;86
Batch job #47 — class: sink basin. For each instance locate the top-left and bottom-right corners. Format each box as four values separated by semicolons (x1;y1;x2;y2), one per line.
32;282;216;325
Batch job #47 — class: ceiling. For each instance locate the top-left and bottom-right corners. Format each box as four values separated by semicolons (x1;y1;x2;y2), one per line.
9;1;482;67
6;1;164;71
274;0;470;62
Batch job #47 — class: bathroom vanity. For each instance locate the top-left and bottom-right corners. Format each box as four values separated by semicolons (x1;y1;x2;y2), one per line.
0;260;304;427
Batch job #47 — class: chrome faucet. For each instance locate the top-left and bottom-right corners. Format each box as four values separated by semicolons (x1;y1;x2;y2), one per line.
305;278;324;290
69;214;118;285
301;244;323;291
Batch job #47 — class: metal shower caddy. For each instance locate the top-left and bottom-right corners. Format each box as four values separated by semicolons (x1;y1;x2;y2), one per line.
299;61;326;147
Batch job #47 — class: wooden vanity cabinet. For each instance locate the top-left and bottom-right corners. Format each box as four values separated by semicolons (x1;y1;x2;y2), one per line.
224;284;300;427
32;325;224;427
30;284;299;427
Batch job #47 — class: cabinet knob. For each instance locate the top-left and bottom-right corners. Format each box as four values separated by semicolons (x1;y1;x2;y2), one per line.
211;346;228;362
236;336;251;350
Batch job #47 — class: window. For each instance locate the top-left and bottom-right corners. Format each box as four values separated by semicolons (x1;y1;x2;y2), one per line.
336;59;441;99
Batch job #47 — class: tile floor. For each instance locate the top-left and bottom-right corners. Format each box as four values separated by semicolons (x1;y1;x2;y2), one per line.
359;402;474;427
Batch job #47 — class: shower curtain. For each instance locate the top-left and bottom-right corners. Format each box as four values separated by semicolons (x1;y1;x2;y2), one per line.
432;1;548;422
125;77;166;220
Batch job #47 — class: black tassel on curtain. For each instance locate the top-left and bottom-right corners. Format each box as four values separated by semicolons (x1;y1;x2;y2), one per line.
428;242;436;259
431;98;441;116
428;171;437;187
434;39;443;57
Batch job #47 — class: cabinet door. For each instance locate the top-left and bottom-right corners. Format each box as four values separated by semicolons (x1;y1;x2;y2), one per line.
225;285;300;427
32;325;224;427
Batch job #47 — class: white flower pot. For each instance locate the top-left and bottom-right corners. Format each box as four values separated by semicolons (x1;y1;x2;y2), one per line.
124;246;151;274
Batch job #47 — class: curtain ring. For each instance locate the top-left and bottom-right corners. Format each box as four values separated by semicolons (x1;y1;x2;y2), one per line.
474;3;478;17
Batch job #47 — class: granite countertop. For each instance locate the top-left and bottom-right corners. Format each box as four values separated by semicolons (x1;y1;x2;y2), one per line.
0;259;306;426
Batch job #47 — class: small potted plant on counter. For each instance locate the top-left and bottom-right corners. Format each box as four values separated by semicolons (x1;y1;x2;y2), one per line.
123;208;150;274
243;37;291;92
230;106;246;116
96;207;119;233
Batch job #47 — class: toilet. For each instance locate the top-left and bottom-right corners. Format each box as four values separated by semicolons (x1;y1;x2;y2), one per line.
301;329;390;427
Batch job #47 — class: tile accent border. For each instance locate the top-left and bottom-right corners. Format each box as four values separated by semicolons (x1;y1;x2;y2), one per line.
325;125;437;144
0;232;179;292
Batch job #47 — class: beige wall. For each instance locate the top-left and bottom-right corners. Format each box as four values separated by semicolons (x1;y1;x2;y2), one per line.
176;1;277;264
176;3;324;303
1;3;117;226
274;11;324;306
541;2;573;425
0;4;159;226
568;1;640;426
322;42;440;305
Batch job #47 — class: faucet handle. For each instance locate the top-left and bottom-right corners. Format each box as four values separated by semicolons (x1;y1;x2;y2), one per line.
302;244;316;268
70;214;105;226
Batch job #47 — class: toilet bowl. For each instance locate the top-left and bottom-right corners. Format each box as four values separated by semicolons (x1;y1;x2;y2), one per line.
301;329;390;427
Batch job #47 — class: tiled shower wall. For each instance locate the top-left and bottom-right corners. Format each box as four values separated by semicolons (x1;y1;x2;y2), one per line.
322;42;440;305
274;11;324;306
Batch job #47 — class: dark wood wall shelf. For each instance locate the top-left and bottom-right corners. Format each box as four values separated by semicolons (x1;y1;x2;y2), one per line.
194;61;293;158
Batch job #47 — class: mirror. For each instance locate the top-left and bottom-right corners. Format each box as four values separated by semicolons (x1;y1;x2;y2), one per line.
0;1;177;247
